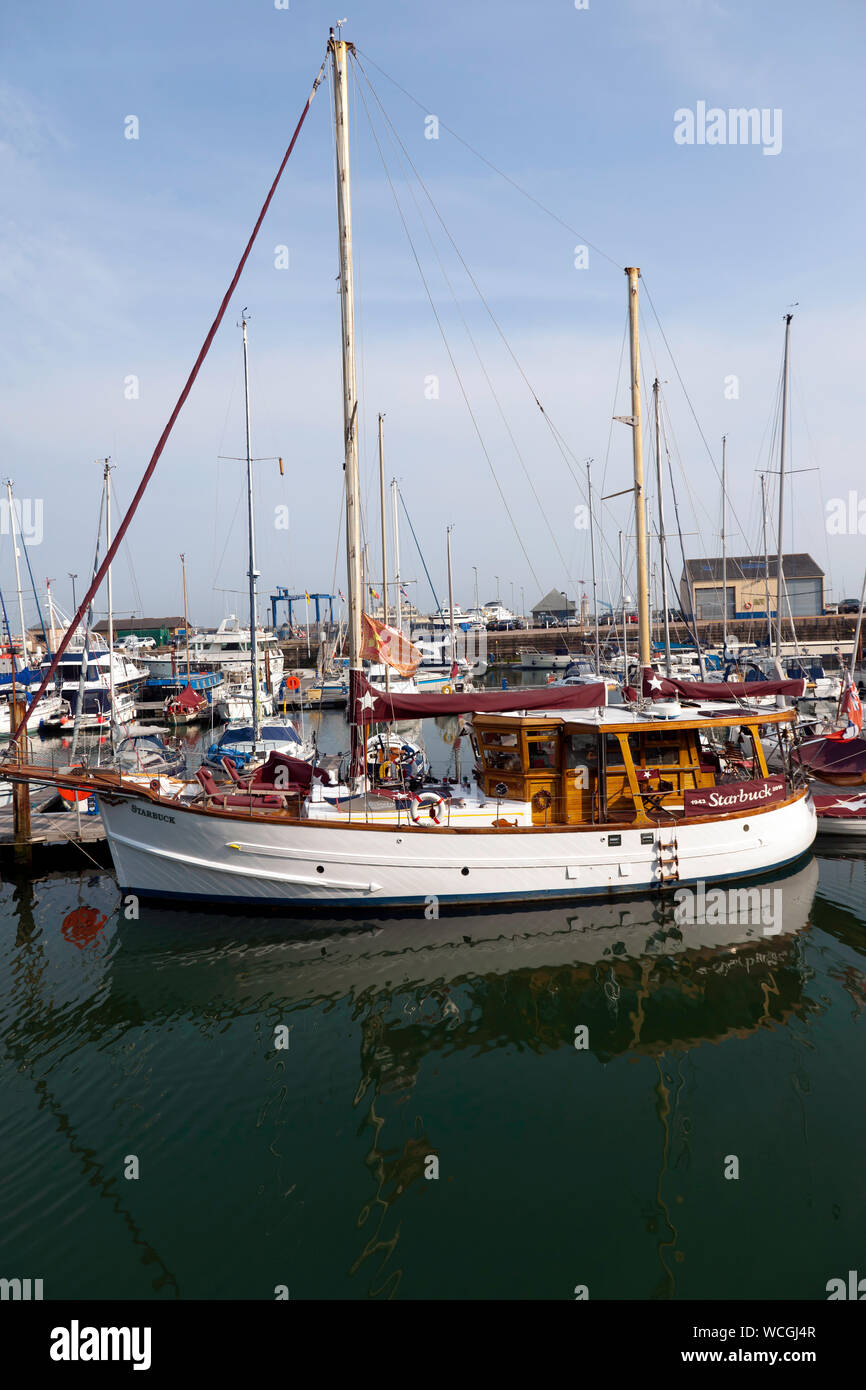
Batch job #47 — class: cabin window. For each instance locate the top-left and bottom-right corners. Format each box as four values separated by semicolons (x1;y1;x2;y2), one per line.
526;735;558;770
482;730;519;748
641;731;682;766
478;731;523;773
605;733;639;765
564;733;598;771
484;748;523;772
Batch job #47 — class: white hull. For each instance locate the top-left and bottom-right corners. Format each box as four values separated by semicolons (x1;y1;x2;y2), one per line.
518;650;573;671
63;687;139;731
97;786;816;910
815;815;866;837
0;693;68;736
217;690;276;721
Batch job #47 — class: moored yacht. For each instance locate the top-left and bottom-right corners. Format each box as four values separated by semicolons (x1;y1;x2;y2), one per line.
189;616;285;688
40;640;146;731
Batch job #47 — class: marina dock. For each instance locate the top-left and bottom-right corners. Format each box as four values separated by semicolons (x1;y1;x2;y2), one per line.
0;787;110;870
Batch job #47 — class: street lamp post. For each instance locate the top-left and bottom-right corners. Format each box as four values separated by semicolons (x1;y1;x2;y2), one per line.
68;572;78;616
472;566;478;613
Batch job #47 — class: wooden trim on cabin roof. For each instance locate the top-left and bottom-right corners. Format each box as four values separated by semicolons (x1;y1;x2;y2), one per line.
472;707;797;733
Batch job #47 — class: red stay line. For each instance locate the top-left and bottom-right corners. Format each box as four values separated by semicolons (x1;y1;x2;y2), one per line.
12;56;328;744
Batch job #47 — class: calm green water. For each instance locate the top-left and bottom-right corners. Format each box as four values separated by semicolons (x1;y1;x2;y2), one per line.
1;845;865;1301
3;697;866;1300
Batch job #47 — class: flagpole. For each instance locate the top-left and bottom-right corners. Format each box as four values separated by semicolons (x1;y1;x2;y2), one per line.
851;565;866;683
378;413;390;694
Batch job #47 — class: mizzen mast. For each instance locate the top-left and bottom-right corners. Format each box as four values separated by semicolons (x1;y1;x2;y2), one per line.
775;312;793;661
625;268;651;670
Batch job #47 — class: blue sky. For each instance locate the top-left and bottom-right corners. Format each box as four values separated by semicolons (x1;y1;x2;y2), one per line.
2;0;865;630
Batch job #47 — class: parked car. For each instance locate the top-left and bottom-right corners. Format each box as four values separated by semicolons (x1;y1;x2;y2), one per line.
838;598;861;614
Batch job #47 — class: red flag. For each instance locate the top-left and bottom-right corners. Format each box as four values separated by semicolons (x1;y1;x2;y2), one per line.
641;666;806;701
845;669;861;739
360;612;422;677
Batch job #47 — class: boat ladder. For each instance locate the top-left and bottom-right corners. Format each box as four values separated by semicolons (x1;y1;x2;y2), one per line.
655;828;679;886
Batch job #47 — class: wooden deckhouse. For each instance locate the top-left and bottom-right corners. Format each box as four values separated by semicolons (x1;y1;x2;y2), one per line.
472;705;799;827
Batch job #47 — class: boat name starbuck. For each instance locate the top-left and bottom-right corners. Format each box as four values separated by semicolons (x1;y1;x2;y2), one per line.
130;804;176;824
684;776;786;815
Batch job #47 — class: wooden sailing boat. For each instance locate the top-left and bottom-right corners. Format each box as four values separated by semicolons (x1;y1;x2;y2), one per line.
3;30;817;909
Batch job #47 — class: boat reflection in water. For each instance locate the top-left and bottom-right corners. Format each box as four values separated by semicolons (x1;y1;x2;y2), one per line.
3;853;823;1300
114;854;819;1015
108;857;821;1297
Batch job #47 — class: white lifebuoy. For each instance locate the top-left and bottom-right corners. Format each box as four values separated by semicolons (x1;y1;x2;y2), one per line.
410;791;445;824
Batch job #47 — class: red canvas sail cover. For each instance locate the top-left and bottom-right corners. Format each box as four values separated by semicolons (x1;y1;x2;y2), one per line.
795;735;866;782
354;673;605;723
641;666;806;702
813;792;866;819
176;684;207;711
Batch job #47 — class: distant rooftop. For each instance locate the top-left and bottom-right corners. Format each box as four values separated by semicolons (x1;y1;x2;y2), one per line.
684;553;823;582
92;616;185;633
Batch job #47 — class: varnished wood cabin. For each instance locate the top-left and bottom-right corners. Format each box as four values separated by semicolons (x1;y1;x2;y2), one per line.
471;706;798;827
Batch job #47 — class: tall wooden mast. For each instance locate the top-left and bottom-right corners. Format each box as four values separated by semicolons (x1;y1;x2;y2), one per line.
775;313;793;659
625;268;651;669
652;382;671;675
330;28;364;775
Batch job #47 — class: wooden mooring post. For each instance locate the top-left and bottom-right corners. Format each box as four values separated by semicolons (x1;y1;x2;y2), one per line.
11;696;32;869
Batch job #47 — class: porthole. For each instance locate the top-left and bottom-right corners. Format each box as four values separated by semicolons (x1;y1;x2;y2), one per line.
316;865;325;873
461;867;469;876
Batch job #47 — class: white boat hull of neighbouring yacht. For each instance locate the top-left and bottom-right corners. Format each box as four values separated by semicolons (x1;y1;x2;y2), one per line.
96;785;816;910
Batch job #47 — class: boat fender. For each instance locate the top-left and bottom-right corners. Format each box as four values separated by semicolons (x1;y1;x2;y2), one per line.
410;791;445;824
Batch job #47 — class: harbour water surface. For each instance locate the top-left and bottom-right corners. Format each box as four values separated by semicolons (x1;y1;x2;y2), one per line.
1;836;864;1300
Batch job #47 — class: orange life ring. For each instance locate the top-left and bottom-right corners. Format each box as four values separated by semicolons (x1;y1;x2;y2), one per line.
59;765;91;804
285;675;301;691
